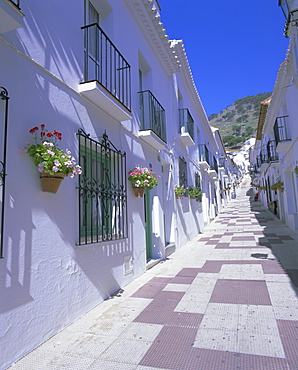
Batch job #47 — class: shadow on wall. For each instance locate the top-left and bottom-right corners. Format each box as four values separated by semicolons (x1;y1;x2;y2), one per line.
0;187;34;313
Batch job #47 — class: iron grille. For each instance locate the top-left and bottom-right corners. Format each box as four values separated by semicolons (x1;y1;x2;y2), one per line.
138;90;166;143
274;116;291;144
195;172;201;188
82;23;131;111
267;140;278;162
77;129;127;245
178;108;194;141
209;155;218;173
179;157;188;189
260;147;269;164
198;144;210;164
0;87;9;258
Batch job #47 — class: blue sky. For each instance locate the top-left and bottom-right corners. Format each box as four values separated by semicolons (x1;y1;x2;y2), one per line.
158;0;289;117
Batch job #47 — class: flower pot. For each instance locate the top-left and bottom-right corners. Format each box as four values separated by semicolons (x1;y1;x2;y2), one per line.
132;187;144;198
175;194;184;199
40;172;64;193
277;187;284;193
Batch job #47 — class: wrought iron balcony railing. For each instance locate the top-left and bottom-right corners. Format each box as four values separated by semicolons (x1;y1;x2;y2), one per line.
267;140;279;162
82;23;131;111
260;148;269;165
139;90;166;143
178;108;194;141
10;0;20;7
198;144;210;164
218;157;226;168
209;155;218;173
274;115;291;145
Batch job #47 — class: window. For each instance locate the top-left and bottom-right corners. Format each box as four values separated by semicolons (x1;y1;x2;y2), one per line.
179;157;188;189
77;130;127;244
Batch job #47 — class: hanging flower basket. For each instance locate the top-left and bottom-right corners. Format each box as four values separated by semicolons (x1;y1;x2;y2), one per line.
188;186;202;201
128;167;159;197
21;125;81;194
40;172;65;193
132;187;145;198
174;185;187;199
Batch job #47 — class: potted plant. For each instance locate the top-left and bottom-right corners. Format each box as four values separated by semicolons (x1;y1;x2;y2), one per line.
22;125;81;193
174;185;187;199
188;186;202;201
270;180;284;193
295;167;298;177
128;167;158;197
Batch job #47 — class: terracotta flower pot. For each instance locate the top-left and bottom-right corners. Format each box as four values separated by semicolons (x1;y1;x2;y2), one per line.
132;187;144;197
40;172;64;193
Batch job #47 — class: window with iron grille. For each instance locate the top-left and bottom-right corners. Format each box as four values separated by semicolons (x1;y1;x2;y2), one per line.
77;129;127;245
195;172;201;188
179;157;188;188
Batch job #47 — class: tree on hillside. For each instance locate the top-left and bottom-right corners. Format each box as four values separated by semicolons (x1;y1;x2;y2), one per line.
245;125;254;137
232;125;241;136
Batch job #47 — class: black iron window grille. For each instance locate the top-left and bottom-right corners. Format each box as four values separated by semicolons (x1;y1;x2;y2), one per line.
267;140;279;162
139;90;166;143
0;87;9;259
82;23;131;111
179;157;188;189
256;155;262;168
274;115;291;144
195;172;201;188
198;144;210;164
77;129;127;245
178;108;194;141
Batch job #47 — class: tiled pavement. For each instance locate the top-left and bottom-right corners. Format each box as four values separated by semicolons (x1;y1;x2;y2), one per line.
8;176;298;370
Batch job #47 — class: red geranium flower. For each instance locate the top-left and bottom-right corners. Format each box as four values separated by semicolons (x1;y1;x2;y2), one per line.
29;127;39;134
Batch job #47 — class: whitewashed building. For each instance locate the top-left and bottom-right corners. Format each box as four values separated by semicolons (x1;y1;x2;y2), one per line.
249;0;298;230
0;0;240;368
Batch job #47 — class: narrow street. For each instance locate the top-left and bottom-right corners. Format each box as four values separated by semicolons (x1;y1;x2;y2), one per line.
9;176;298;370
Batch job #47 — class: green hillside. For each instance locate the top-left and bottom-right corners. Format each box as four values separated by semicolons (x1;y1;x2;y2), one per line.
208;92;271;150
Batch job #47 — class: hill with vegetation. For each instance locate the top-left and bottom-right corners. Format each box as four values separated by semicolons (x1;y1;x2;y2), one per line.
208;92;272;150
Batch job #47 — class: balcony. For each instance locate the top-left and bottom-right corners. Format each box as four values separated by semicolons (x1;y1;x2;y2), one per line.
208;155;218;179
218;157;226;168
178;108;195;146
260;148;269;170
267;140;279;166
198;144;210;170
274;115;292;152
0;0;24;34
79;23;132;122
138;90;167;150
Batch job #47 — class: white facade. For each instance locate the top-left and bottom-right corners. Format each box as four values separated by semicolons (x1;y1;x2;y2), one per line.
0;1;240;368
